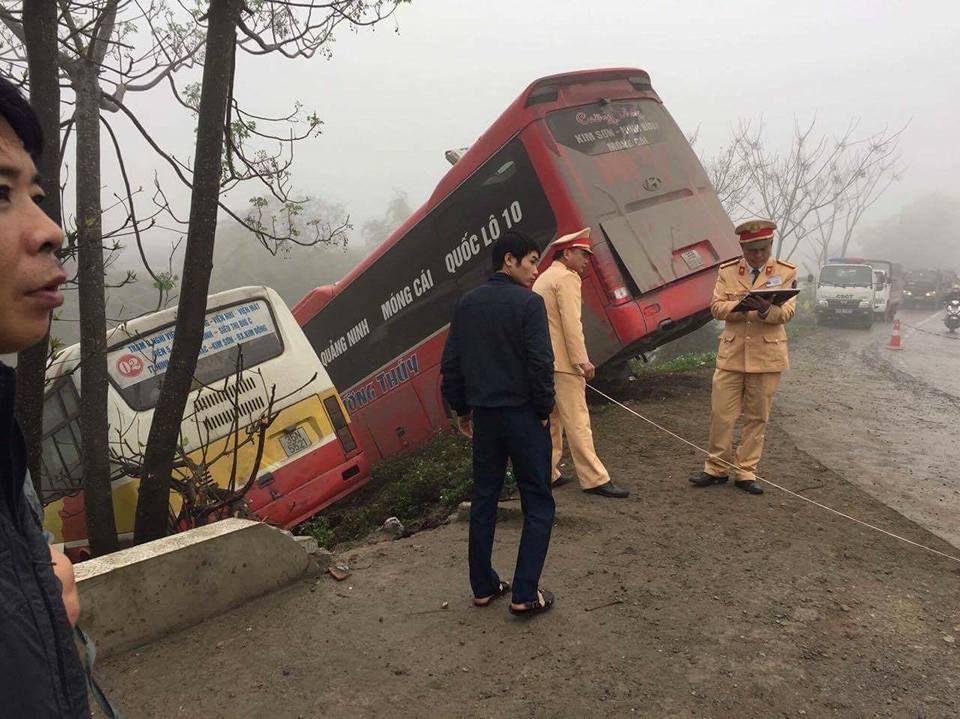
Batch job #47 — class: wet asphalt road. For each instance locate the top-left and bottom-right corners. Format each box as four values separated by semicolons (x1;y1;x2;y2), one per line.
888;308;960;398
775;307;960;549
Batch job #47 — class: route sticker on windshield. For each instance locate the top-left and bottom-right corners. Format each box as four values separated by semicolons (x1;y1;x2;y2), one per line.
115;354;144;379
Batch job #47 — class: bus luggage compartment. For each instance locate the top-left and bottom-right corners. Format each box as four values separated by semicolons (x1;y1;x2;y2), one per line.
599;194;728;297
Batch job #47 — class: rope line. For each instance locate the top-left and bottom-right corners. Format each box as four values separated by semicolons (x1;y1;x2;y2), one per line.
586;383;960;566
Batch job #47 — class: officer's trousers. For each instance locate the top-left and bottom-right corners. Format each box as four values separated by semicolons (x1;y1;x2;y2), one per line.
469;406;554;605
703;368;781;481
549;372;610;489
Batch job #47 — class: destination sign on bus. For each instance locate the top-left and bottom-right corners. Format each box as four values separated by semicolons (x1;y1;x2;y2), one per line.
108;300;278;390
547;100;664;156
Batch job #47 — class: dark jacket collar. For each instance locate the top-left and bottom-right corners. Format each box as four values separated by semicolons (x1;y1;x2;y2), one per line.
0;362;22;517
0;362;16;440
489;272;522;287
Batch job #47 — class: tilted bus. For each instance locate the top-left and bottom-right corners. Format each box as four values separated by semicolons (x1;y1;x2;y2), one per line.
293;68;740;463
39;286;368;555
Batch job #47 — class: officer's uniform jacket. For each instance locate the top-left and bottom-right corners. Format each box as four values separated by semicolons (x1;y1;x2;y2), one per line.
711;256;797;373
532;261;589;375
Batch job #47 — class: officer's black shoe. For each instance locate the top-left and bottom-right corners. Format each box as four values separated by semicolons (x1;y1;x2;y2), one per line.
689;472;728;487
583;481;630;498
734;479;764;495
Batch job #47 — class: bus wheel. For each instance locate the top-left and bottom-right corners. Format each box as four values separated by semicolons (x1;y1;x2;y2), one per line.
595;356;634;384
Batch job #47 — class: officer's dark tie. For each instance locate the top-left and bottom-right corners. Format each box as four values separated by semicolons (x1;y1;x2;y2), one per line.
751;267;760;285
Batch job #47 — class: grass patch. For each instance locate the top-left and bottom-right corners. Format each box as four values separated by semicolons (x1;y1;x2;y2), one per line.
629;351;717;376
789;298;820;339
295;429;516;549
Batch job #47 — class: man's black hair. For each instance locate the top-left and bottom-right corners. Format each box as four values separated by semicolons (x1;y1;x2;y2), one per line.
0;75;43;161
491;230;539;271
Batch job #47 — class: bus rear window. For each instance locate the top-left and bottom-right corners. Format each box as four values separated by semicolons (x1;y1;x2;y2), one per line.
107;298;284;411
546;99;665;156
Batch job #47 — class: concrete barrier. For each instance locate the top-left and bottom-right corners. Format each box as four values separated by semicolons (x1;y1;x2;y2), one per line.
75;518;310;659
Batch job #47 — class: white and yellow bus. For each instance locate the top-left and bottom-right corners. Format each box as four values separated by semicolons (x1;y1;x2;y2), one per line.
39;286;369;555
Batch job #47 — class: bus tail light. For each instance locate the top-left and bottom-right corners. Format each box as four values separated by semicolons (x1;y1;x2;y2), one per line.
591;229;636;306
322;396;358;453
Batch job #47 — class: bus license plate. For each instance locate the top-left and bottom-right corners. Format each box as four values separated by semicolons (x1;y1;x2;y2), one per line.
680;249;704;270
279;427;311;457
836;309;854;314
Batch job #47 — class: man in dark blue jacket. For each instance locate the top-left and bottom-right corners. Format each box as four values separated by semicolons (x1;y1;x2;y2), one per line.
441;231;557;617
0;76;91;716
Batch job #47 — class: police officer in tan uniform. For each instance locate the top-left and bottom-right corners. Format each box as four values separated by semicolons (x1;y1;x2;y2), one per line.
533;228;629;499
690;219;797;495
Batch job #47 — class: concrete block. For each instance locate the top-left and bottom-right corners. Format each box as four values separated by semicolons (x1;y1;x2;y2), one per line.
294;535;320;554
75;518;309;659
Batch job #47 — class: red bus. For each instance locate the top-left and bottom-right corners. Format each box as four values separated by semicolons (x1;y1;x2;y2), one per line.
293;68;739;463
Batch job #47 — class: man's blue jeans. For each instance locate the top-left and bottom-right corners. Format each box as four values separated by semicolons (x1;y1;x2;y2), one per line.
469;406;555;604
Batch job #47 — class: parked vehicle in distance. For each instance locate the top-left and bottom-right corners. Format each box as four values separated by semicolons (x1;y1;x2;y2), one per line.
903;268;945;309
816;262;877;328
40;286;368;558
833;257;903;321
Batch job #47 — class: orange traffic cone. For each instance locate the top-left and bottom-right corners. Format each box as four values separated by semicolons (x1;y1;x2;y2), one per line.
887;319;903;351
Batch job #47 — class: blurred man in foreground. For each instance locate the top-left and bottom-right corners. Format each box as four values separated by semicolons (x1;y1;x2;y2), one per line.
0;75;90;716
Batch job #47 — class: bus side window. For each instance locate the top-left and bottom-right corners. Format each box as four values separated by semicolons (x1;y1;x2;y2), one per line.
39;376;85;503
432;138;557;294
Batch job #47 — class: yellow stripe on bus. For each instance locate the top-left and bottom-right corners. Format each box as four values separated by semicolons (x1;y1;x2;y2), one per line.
44;392;347;543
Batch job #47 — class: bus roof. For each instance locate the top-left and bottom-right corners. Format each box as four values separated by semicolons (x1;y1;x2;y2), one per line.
293;67;658;318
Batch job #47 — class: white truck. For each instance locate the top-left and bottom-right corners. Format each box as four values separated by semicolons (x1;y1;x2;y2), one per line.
815;257;903;328
816;262;878;328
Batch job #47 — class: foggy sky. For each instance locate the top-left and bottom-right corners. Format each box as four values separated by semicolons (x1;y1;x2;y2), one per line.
104;0;960;258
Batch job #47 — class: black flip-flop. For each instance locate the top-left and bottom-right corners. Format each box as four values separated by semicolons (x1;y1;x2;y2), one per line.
508;588;555;618
473;581;511;607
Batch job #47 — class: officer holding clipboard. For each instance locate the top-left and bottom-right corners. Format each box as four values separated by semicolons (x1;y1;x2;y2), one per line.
690;220;798;496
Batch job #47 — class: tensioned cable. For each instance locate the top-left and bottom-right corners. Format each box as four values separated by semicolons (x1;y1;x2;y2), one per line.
586;383;960;566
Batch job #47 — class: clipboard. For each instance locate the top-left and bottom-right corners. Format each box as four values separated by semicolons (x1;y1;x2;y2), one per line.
732;288;800;312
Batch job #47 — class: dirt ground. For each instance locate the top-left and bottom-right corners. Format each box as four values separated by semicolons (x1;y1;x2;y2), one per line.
97;322;960;718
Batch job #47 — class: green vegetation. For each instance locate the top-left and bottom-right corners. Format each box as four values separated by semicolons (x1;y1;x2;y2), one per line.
789;298;820;338
296;429;516;549
629;351;717;376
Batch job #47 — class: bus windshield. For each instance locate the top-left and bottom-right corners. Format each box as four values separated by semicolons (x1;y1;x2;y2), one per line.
106;298;284;411
545;98;730;295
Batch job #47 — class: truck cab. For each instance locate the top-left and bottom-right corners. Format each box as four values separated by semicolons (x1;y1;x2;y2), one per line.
815;263;876;328
904;269;943;309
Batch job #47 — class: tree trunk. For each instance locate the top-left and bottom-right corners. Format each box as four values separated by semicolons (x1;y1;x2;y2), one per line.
134;0;243;543
75;64;118;556
16;0;60;496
